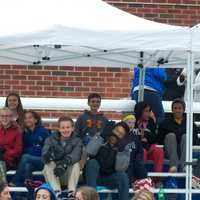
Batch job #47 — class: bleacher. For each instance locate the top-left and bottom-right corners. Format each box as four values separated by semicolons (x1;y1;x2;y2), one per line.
1;97;200;199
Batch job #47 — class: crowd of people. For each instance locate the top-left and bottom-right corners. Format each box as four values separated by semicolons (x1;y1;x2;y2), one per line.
0;66;200;200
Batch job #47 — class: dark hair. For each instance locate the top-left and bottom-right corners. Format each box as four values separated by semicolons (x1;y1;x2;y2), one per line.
88;93;101;103
58;116;74;127
172;98;186;111
5;92;24;114
5;92;24;126
0;181;8;194
23;110;42;127
134;101;151;120
114;121;130;135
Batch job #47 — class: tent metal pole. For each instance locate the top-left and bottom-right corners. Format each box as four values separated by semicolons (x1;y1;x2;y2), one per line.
138;52;145;102
138;67;145;102
185;50;194;200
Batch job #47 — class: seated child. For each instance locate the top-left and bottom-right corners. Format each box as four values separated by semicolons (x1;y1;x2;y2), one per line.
34;183;57;200
42;116;82;198
75;93;107;168
134;102;164;174
85;121;131;200
158;99;199;172
0;107;22;181
122;115;148;184
5;92;24;127
75;93;108;145
10;111;50;186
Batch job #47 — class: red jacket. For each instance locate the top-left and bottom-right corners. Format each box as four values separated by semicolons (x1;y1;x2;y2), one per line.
0;124;22;168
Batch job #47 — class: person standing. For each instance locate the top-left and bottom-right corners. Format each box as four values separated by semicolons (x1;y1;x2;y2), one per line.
131;67;167;124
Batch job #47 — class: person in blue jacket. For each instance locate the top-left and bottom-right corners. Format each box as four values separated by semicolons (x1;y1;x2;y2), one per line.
131;67;167;124
10;111;50;186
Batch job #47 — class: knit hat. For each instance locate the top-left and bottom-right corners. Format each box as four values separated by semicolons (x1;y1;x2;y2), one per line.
122;114;136;122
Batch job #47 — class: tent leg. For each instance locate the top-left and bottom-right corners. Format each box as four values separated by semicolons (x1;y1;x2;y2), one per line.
138;67;145;102
185;51;194;200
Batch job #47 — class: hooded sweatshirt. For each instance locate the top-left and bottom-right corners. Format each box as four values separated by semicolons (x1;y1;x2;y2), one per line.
23;126;50;156
132;67;167;96
75;110;107;145
34;183;57;200
0;124;22;168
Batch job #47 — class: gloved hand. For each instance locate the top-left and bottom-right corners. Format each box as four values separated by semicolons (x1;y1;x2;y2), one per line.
54;164;65;177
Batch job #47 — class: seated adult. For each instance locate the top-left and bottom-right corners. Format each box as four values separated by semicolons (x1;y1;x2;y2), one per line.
0;107;22;181
158;99;199;172
85;121;130;200
10;111;49;187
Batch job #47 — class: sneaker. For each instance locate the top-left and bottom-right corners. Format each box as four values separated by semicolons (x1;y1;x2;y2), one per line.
192;175;200;189
56;190;75;200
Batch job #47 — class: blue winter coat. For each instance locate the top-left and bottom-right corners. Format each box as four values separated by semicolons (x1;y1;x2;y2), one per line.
23;126;50;157
132;67;167;96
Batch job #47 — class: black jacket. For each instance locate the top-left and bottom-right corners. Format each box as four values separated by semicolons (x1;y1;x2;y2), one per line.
135;118;157;149
163;68;185;101
157;115;199;145
119;129;147;179
86;121;131;175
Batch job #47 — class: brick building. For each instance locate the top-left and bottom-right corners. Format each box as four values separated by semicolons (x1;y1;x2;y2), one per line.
1;0;200;120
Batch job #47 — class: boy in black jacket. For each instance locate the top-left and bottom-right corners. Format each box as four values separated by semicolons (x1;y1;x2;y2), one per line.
85;121;131;200
158;99;199;172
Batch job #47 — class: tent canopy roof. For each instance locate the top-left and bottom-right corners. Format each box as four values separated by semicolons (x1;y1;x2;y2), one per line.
0;0;194;68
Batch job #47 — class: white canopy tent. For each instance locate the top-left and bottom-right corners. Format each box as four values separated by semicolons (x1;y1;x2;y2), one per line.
0;0;198;200
0;0;191;68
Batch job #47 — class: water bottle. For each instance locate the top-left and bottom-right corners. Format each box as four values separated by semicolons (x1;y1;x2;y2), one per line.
158;184;165;200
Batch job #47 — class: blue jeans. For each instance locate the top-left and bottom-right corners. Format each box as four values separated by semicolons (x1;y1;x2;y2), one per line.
132;90;164;124
85;159;130;200
12;154;43;186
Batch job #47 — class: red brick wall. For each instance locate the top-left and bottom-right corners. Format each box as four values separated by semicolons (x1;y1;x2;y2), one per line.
1;1;200;122
0;64;132;122
0;65;132;98
104;0;200;26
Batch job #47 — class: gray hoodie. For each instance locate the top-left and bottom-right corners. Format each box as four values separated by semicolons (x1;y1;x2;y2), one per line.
42;132;82;166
